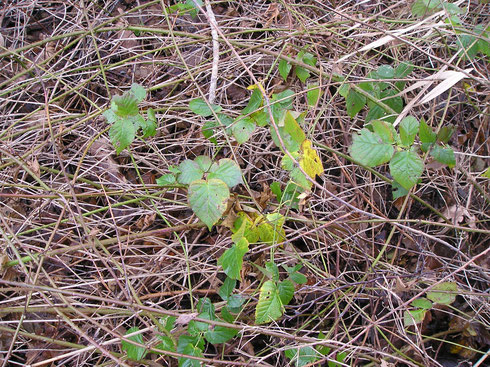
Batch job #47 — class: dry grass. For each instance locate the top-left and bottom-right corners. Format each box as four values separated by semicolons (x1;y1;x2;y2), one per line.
0;1;489;366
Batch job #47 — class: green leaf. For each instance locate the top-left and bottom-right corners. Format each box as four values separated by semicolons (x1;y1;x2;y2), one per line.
289;271;307;285
278;279;295;305
257;213;286;243
108;118;136;154
281;151;300;171
121;327;147;361
178;160;204;185
265;261;280;282
411;297;433;310
338;84;350;98
482;167;490;178
159;316;177;332
178;343;203;367
188;179;230;230
242;88;263;115
285;346;318;367
329;351;347;367
208;158;243;188
350;129;395;167
290;167;311;190
272;89;295;109
218;237;249;280
307;84;321;106
295;66;310;83
370;120;397;143
392;180;409;199
205;326;238;344
131;83;146;102
404;309;427;326
155;335;175;354
255;280;284;324
419;119;436;144
346;89;366;118
194;155;213;172
284;111;306;145
399;116;419;147
301;52;317;66
232;116;256;144
437;124;454;144
430;145;456;168
177;334;204;354
232;212;260;243
227;294;245;310
157;174;176;186
219;277;236;301
270;181;282;201
376;65;395;79
279;59;292;81
202;120;218;143
189;98;222;117
112;94;139;117
426;282;458;305
389;150;424;190
365;104;386;123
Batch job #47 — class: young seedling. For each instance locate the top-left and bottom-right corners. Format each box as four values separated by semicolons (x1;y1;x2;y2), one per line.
103;83;156;154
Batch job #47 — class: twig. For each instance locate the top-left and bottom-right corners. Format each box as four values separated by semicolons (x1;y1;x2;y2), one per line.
205;0;219;104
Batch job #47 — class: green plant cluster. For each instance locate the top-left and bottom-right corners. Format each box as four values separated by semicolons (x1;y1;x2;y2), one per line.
350;116;455;198
103;83;156;154
339;63;412;122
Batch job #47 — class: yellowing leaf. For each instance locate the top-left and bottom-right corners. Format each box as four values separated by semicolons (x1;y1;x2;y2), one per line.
299;140;323;179
247;82;266;94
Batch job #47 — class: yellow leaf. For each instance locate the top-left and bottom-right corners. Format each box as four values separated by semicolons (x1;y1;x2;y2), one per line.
300;140;323;179
247;82;266;94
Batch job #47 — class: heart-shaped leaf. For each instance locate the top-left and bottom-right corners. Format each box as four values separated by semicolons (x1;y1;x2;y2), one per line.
188;179;229;230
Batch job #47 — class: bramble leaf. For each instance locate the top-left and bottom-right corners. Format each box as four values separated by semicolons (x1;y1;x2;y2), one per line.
295;66;310;82
218;237;249;280
411;298;433;310
278;279;295;305
404;309;427;326
242;88;263;115
156;173;176;186
350;129;395;167
279;59;292;81
427;282;458;305
194;156;213;172
419;119;436;144
389;150;424;190
219;277;236;300
178;160;204;185
108;118;136;155
208;158;243;188
122;327;147;361
189;98;222;117
178;343;203;367
399;116;419;147
285;346;318;367
307;84;321;106
205;326;238;344
255;280;284;324
232;116;256;144
346;89;366;118
188;179;229;230
131;83;146;102
300;140;323;179
370;120;397;144
430;145;456;168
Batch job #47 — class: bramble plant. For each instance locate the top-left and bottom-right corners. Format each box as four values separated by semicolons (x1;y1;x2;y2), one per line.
350;116;456;198
404;282;458;327
103;83;156;154
338;63;412;122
